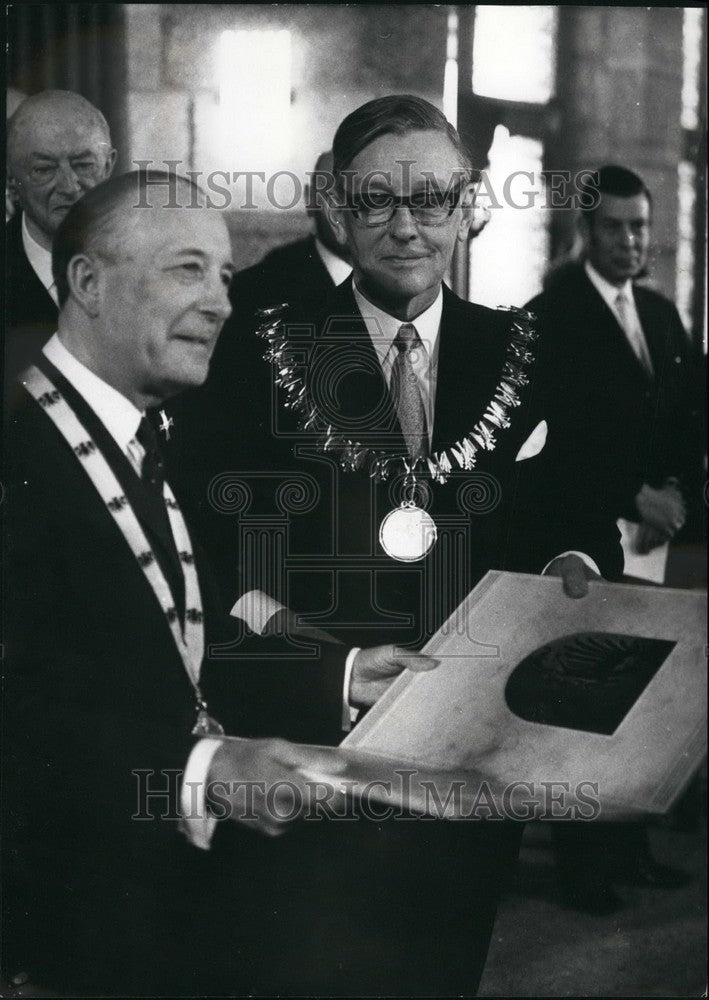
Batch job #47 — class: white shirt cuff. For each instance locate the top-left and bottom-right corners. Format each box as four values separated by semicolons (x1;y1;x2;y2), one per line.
342;647;361;732
542;550;601;577
231;589;286;635
179;737;224;851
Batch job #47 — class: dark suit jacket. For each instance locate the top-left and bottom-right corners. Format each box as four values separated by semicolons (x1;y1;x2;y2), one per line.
1;362;349;995
167;278;622;649
159;279;627;995
4;213;59;393
182;278;598;993
279;280;621;645
527;263;703;525
231;234;337;319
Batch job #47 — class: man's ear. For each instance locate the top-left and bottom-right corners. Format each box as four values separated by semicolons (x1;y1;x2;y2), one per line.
455;181;477;242
66;253;103;317
324;194;350;251
103;147;118;179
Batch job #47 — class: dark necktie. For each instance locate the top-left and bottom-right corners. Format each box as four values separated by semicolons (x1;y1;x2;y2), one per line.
391;323;428;461
136;417;166;496
135;416;185;622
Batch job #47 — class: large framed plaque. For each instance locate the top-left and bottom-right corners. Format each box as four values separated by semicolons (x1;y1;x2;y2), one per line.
341;572;707;816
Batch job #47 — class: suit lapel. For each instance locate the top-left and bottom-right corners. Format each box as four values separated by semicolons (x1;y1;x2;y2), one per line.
634;286;669;380
305;235;336;294
6;213;59;323
316;280;404;447
431;287;508;453
579;270;652;385
431;288;468;451
36;356;186;616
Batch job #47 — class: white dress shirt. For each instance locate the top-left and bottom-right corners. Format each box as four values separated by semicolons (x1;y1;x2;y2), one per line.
43;335;143;455
584;260;652;372
315;238;353;288
352;281;442;444
22;213;59;306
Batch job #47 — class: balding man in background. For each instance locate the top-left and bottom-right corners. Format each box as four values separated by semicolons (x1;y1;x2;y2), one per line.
5;89;116;387
5;88;27;222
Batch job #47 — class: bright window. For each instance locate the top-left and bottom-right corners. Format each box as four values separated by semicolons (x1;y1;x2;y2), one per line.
217;29;292;171
443;9;459;128
472;7;557;104
681;8;703;131
676;161;696;333
469;126;548;308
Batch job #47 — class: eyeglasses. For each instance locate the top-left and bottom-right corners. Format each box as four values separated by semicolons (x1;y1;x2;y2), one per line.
347;183;465;227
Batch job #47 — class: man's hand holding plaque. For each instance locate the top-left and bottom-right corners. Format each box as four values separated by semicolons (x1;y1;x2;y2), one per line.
544;552;602;598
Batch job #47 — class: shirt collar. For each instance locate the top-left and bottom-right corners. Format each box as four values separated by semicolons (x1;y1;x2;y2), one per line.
21;212;58;302
42;333;143;453
584;259;634;311
314;238;353;287
352;280;443;368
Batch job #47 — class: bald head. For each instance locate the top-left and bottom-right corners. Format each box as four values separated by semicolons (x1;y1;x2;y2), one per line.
52;171;205;306
7;90;116;249
54;171;233;409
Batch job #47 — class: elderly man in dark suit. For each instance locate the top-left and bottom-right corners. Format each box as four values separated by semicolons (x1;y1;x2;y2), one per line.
176;95;621;997
4;89;116;388
1;169;436;996
238;97;623;646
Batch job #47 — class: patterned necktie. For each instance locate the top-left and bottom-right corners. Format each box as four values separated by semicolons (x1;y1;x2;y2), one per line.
136;416;166;497
615;291;653;374
135;415;186;623
391;323;428;461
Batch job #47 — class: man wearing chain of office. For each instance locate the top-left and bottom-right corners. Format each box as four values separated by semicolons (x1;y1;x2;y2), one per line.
195;93;625;997
246;94;622;652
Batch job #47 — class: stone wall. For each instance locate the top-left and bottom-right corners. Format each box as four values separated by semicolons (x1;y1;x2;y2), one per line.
123;5;693;303
551;6;685;298
125;4;447;270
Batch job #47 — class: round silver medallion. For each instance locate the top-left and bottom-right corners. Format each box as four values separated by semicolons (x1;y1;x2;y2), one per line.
379;504;438;562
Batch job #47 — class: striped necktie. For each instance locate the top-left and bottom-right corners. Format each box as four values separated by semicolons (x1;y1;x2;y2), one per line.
391;323;428;461
615;290;653;375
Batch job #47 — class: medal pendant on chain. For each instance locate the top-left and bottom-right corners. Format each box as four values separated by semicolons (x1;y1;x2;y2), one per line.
379;501;437;562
